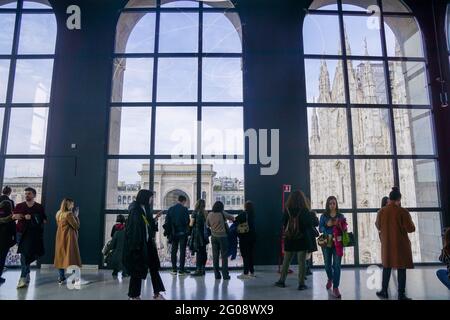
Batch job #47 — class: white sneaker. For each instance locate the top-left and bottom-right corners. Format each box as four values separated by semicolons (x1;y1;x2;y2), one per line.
153;293;166;300
237;274;250;280
17;277;28;289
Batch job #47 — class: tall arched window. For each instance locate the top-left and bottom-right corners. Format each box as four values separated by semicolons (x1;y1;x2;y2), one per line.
0;0;56;205
105;0;243;229
304;0;442;265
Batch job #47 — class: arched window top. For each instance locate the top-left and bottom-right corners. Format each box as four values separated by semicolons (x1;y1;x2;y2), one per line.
116;0;241;54
309;0;410;13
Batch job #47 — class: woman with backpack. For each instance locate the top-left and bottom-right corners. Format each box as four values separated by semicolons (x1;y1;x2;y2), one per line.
275;190;314;290
189;199;209;277
236;201;256;279
319;196;348;299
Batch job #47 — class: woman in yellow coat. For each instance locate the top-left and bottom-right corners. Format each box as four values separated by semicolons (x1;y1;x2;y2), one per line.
54;198;81;284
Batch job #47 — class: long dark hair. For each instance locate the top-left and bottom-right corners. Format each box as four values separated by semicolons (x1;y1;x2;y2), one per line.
285;190;310;212
212;201;224;213
444;228;450;255
325;196;339;216
135;189;154;206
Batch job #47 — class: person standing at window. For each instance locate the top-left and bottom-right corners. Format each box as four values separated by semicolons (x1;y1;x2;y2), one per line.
166;195;190;275
124;190;165;300
14;187;47;289
0;200;22;284
0;186;15;210
436;228;450;290
375;187;415;300
275;190;314;290
236;201;256;279
319;196;347;299
54;198;81;285
206;201;235;280
189;199;209;277
109;214;127;277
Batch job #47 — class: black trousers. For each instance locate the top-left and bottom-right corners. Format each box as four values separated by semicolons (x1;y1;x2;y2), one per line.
382;268;406;295
128;239;166;298
171;234;187;271
0;247;9;278
196;245;207;270
239;236;255;274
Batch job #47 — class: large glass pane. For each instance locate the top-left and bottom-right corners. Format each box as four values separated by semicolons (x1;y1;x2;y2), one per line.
308;107;349;155
0;1;17;8
202;58;242;102
161;0;199;7
159;12;198;53
398;159;440;208
3;158;44;203
309;0;338;11
115;13;156;53
0;108;4;141
18;14;56;54
0;14;15;54
384;16;424;58
303;14;341;55
305;59;345;104
394;109;435;155
358;212;382;264
352;108;392;155
409;212;443;263
310;159;352;209
0;59;10;102
382;0;410;13
355;159;394;208
202;158;244;210
157;58;197;102
23;0;51;8
389;61;429;105
125;0;156;9
105;159;149;209
342;0;377;11
111;58;153;103
7;107;48;154
343;15;383;56
153;158;197;210
12;59;53;103
313;213;354;265
108;107;152;155
203;1;234;9
347;60;387;104
203;12;241;53
202;107;243;156
155;107;197;155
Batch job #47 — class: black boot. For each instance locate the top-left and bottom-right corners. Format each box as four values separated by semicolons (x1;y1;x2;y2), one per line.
398;293;412;300
191;269;203;276
376;290;389;299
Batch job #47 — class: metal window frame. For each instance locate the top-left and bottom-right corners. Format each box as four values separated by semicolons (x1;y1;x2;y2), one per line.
305;0;443;266
106;0;244;212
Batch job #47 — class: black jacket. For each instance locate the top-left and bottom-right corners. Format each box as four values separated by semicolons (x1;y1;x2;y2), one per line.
0;200;15;251
188;210;209;252
166;203;189;236
123;201;158;279
108;228;126;272
0;195;14;210
282;208;315;252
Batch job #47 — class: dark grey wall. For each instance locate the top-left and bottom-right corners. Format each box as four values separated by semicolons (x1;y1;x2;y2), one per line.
40;0;450;266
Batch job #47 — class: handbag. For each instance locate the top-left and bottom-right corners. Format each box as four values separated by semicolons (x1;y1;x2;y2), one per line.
317;234;328;247
237;213;250;234
342;231;355;247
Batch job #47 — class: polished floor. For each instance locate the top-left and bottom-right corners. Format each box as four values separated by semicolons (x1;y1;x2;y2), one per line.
0;266;448;300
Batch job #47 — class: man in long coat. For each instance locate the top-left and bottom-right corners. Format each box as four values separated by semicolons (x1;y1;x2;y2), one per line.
375;187;415;300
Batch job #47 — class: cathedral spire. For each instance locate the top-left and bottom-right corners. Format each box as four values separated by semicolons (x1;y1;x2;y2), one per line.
318;59;331;103
310;108;320;152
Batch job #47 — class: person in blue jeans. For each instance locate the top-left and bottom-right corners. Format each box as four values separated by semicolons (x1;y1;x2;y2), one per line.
436;228;450;290
319;196;347;299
